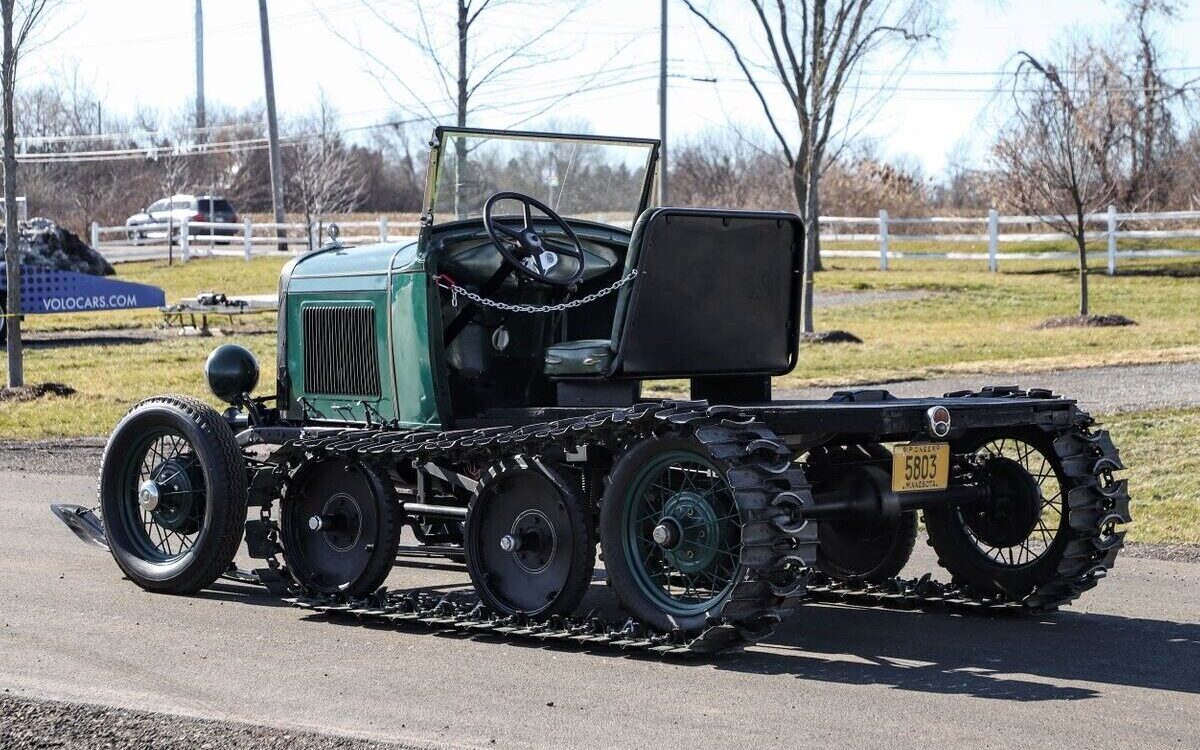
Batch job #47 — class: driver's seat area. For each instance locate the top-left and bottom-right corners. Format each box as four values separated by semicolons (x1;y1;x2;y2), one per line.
544;207;803;387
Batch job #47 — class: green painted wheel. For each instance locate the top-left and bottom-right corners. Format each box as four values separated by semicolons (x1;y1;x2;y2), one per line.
602;438;742;631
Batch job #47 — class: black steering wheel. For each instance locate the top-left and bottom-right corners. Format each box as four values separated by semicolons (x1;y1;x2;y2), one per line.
483;191;587;288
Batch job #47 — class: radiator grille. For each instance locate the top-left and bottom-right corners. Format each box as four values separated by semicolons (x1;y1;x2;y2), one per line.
302;304;382;396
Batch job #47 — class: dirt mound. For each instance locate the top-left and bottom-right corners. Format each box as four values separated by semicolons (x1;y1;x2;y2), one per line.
802;329;863;344
1036;314;1137;329
0;217;114;276
0;382;77;402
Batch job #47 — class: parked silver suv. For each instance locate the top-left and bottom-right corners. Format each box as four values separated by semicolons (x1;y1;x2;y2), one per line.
125;194;239;241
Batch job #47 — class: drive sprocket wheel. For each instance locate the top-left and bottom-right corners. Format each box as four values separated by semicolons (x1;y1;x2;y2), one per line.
600;436;745;633
464;457;595;617
281;458;401;596
924;429;1072;598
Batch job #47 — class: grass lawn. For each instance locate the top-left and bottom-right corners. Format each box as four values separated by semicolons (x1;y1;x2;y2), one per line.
1102;408;1200;544
2;253;1198;544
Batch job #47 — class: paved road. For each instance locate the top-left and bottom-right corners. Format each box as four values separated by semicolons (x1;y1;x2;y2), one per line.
2;470;1197;749
779;360;1200;415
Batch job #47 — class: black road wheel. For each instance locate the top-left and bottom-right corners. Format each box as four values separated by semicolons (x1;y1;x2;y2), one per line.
924;429;1071;598
465;458;595;618
811;444;918;582
98;395;247;594
282;458;400;596
600;436;743;633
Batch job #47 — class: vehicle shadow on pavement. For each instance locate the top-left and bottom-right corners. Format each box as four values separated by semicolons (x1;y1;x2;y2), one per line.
719;602;1200;701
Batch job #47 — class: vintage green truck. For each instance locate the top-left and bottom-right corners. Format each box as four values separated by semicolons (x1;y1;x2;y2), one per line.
53;127;1129;654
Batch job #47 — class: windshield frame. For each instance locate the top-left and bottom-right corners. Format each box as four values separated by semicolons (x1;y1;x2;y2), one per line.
421;126;661;230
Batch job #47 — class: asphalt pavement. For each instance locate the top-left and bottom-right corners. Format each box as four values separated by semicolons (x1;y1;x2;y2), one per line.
1;469;1197;749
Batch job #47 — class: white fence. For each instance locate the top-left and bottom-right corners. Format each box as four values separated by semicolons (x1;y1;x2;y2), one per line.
89;207;1200;271
820;205;1200;273
91;216;422;262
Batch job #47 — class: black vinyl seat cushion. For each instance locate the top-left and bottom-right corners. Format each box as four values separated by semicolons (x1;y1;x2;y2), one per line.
543;339;613;375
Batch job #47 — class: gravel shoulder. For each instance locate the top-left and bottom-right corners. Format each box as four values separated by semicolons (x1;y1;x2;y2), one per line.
0;693;422;750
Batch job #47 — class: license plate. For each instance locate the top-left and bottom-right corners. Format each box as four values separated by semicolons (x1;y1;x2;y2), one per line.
892;443;950;493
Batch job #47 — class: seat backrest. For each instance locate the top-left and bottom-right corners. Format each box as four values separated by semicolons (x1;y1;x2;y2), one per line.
608;207;803;378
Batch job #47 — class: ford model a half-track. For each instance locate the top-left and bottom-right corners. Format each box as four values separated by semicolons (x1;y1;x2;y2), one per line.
53;127;1130;655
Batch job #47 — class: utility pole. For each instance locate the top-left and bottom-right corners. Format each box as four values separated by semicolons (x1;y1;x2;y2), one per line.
257;0;287;248
657;0;668;206
195;0;205;134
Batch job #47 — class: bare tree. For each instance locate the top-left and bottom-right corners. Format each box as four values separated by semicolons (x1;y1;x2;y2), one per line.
992;41;1124;317
3;0;59;388
682;0;941;335
287;96;367;240
325;1;606;218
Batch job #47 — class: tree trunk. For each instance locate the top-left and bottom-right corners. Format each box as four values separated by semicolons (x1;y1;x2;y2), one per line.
1077;233;1089;317
794;164;817;335
2;3;22;388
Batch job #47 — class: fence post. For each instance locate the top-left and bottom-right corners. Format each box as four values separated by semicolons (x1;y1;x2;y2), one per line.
1107;204;1118;276
243;218;253;261
379;215;388;242
90;221;100;250
309;222;319;253
987;208;999;272
878;209;889;271
180;217;190;262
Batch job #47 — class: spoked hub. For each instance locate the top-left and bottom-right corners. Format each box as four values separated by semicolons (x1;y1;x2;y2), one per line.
281;459;399;596
122;430;206;561
621;451;741;618
959;438;1064;568
465;461;594;618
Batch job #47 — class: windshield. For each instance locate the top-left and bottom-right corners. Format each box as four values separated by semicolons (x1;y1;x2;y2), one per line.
428;129;657;228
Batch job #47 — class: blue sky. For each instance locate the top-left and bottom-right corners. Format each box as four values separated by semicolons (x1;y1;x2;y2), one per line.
25;0;1200;178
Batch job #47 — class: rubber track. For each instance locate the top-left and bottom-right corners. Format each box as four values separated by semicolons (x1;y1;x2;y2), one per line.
807;390;1130;615
275;401;818;656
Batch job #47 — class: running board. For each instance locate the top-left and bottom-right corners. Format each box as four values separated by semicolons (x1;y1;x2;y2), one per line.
50;504;109;551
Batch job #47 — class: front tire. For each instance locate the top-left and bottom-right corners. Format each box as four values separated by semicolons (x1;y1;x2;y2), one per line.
98;395;248;594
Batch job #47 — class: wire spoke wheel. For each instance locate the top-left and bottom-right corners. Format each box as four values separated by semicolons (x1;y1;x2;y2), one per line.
924;428;1075;600
120;429;206;563
620;450;741;618
960;437;1064;569
98;395;247;594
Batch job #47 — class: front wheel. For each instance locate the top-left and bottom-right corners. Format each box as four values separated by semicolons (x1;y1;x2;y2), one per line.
98;395;248;594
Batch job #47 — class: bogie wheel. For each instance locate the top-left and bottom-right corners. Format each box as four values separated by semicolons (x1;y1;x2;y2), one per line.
924;430;1071;598
600;437;743;633
811;444;918;582
97;395;248;594
281;458;400;597
465;458;595;618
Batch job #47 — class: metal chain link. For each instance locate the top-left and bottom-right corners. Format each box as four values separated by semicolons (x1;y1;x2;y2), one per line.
438;269;638;314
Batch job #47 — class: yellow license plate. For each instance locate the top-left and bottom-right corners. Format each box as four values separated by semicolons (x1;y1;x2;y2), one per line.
892;443;950;493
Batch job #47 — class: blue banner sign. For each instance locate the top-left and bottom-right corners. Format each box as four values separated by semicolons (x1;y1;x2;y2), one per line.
0;264;166;314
